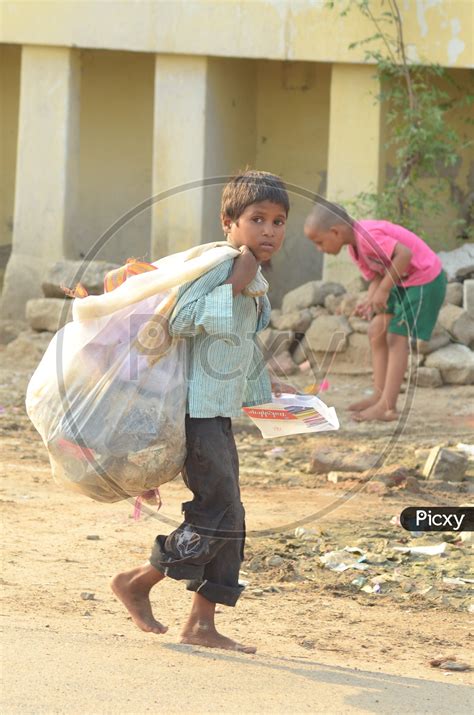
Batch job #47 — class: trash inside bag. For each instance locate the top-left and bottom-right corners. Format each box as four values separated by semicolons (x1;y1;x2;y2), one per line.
26;273;187;503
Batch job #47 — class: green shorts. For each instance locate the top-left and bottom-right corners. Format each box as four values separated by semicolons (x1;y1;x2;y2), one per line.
386;270;447;341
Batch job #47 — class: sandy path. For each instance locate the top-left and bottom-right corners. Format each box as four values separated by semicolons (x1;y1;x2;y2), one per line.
3;625;473;714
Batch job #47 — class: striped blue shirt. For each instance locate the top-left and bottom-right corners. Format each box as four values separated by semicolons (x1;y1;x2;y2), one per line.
169;258;272;418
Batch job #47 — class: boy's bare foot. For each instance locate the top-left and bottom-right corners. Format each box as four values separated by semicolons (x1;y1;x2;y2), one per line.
180;625;257;654
352;403;398;422
348;394;380;412
111;565;167;635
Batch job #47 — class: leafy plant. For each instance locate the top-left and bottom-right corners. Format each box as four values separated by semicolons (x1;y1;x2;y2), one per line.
326;0;473;243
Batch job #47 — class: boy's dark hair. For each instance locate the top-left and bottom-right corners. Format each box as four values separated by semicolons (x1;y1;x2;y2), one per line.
307;200;353;231
221;170;290;221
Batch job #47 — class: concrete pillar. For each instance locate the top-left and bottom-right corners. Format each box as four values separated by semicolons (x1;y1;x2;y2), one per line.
151;54;257;258
0;45;21;291
0;46;80;319
151;55;208;258
323;63;383;284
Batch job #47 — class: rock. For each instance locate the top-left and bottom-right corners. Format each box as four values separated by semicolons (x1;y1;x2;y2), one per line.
305;332;371;375
271;309;312;333
309;306;329;319
348;317;370;334
438;244;474;282
267;555;284;567
270;309;282;327
324;293;344;315
42;259;121;298
267;350;298;376
5;330;53;365
415;366;443;388
338;293;359;318
26;298;73;332
438;304;474;346
0;319;27;346
258;328;294;358
345;275;368;294
439;660;471;672
281;281;345;313
402;476;423;493
444;282;463;306
425;344;474;384
304;315;352;354
417;323;451;355
464;279;474;318
310;449;378;474
422;446;468;482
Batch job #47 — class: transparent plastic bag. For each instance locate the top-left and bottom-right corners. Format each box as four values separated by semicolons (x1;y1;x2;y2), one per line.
26;289;187;503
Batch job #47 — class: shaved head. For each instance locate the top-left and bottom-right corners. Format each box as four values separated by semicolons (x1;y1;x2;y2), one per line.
305;201;353;231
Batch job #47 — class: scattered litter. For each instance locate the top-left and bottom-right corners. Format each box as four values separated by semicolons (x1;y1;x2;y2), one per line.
80;591;96;600
394;543;447;556
320;549;369;572
456;443;474;458
294;527;319;539
264;447;286;459
351;576;367;588
442;577;474;586
86;535;100;541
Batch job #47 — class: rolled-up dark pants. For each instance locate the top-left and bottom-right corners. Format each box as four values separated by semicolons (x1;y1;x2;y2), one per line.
149;416;245;606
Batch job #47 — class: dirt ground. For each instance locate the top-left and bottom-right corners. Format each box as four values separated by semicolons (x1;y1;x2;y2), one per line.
1;340;473;713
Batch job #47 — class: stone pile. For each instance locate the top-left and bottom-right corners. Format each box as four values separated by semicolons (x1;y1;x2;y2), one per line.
24;259;120;333
1;259;119;361
263;244;474;386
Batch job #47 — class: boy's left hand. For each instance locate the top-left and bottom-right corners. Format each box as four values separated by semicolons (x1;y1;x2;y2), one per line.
272;380;298;397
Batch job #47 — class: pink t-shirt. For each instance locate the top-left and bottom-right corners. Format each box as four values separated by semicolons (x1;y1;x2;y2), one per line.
348;220;442;287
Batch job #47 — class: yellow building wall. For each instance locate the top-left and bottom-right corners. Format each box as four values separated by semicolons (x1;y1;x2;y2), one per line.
75;49;154;263
0;44;20;288
1;1;472;69
256;60;331;305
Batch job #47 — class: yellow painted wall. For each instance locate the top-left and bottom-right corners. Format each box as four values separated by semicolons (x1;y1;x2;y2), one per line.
1;1;472;69
0;44;20;287
256;60;331;305
75;49;154;263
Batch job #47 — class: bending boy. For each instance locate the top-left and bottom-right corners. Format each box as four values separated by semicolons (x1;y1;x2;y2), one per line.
305;202;446;422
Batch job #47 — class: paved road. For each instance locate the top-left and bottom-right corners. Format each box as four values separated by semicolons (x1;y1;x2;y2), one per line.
2;625;472;714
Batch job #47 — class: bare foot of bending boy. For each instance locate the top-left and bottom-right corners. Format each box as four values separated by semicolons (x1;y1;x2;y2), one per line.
353;402;398;422
180;593;257;654
111;563;168;634
348;393;380;412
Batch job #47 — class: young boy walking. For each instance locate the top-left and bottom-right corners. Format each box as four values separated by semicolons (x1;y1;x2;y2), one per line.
112;170;292;653
304;201;447;422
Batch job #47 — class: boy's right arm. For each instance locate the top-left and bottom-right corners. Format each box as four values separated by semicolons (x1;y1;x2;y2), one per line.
169;250;258;338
